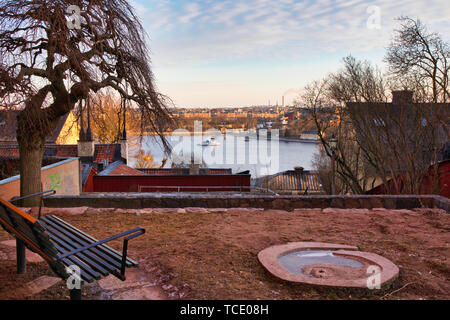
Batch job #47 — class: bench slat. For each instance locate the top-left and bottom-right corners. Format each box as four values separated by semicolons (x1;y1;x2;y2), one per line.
46;215;138;267
41;216;127;270
2;207;40;244
40;222;112;277
0;207;59;258
59;251;101;281
58;256;94;283
47;215;137;267
0;206;14;226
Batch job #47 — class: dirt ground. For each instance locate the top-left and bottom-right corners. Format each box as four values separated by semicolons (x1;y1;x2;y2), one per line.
0;207;449;300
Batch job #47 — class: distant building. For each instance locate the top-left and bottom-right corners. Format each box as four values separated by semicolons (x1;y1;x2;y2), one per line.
182;112;211;119
0;110;79;145
300;131;321;143
347;90;450;161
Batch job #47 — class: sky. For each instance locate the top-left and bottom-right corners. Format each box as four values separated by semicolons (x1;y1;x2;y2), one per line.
130;0;450;108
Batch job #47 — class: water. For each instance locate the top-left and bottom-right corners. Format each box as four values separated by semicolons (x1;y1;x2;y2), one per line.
278;250;364;278
129;133;320;178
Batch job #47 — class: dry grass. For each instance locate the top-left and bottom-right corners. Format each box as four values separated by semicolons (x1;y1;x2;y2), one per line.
0;207;449;300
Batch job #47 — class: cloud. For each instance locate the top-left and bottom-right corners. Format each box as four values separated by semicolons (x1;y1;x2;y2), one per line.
130;0;450;107
136;0;450;68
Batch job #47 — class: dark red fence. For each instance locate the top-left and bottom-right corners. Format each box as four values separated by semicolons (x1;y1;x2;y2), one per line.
93;174;251;193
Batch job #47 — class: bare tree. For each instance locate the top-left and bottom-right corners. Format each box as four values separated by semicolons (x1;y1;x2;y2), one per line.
86;91;126;144
386;17;450;103
299;56;388;194
300;54;447;195
0;0;174;205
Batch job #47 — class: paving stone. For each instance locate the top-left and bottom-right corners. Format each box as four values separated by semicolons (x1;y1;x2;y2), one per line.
0;240;16;247
0;251;7;260
152;208;177;214
349;209;370;214
114;208;130;214
208;208;228;214
0;240;44;263
50;207;89;216
185;207;209;214
98;269;153;291
111;286;167;300
16;276;61;298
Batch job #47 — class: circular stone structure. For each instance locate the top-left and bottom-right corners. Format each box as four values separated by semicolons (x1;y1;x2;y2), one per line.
258;242;399;289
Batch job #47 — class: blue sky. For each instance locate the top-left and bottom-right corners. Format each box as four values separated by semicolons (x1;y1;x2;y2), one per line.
130;0;450;108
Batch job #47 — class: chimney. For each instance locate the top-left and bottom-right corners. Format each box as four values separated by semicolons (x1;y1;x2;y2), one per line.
78;139;95;158
392;90;414;105
189;161;200;175
294;166;304;174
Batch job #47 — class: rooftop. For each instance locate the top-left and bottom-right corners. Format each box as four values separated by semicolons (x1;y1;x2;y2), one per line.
0;110;71;144
0;144;122;165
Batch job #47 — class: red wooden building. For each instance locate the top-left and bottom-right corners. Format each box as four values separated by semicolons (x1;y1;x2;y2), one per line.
368;160;450;198
84;161;251;193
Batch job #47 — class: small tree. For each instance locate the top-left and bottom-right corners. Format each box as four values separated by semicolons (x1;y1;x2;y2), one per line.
0;0;174;204
134;149;158;169
299;56;388;194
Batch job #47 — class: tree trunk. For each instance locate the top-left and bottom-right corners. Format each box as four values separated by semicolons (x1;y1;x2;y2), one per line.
18;140;44;207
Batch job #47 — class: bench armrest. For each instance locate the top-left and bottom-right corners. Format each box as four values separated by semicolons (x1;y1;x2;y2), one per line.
10;190;56;219
56;227;146;279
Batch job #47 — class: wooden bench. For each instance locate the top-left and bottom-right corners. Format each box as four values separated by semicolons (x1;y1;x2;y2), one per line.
0;192;145;300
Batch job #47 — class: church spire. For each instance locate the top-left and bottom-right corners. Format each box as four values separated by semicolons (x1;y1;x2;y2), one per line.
122;97;127;141
79;100;86;141
85;93;93;141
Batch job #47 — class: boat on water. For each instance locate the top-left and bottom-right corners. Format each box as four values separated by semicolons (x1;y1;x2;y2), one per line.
199;137;221;147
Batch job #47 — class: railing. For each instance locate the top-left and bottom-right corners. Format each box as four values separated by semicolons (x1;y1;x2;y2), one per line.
10;190;56;219
137;185;279;196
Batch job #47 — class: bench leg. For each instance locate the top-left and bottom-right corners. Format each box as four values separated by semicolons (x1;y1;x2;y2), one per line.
16;239;26;274
70;288;82;300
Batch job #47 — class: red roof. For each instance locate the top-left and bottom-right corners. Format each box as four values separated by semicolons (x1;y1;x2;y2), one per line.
54;145;78;158
0;146;19;158
0;144;122;164
94;145;118;164
109;164;145;176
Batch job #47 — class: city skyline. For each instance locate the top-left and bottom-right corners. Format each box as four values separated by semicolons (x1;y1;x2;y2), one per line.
132;0;450;108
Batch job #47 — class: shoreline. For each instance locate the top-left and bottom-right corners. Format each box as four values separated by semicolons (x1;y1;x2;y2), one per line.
130;132;321;144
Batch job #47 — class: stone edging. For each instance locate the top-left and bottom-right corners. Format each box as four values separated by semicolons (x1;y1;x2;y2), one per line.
42;194;450;212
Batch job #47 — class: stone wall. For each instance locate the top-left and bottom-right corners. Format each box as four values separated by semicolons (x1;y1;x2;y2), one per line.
42;193;449;212
0;158;81;201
